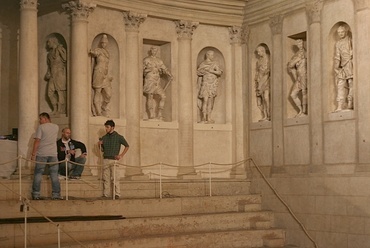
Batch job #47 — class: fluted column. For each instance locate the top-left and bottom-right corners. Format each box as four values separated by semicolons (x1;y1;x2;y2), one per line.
123;11;147;178
307;0;324;170
62;1;95;144
229;26;246;178
175;20;198;178
18;0;39;158
353;0;370;165
269;15;284;171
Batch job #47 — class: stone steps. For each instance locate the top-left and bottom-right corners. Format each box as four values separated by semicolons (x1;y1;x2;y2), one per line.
0;177;251;200
3;211;279;247
0;179;286;248
35;229;285;248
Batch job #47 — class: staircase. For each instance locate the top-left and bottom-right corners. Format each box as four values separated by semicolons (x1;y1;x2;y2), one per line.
0;177;286;247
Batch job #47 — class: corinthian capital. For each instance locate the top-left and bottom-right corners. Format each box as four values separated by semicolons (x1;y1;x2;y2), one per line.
174;20;199;40
122;11;147;31
306;0;323;24
229;26;242;44
269;14;283;35
62;0;96;21
353;0;370;11
20;0;38;10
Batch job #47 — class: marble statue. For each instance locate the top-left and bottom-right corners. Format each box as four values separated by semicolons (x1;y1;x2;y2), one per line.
90;34;112;117
44;37;67;115
254;46;270;122
288;39;307;117
197;50;223;124
143;46;173;121
334;25;353;112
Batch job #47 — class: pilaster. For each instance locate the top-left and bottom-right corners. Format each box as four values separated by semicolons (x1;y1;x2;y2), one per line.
229;26;246;178
306;0;324;171
174;20;199;178
18;0;39;159
269;14;285;172
122;11;147;178
62;0;96;144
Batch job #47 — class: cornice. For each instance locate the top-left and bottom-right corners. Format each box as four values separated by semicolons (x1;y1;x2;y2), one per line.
95;0;247;26
243;0;306;26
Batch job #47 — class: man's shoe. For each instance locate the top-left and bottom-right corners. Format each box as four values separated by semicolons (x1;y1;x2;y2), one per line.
69;176;80;180
51;196;64;200
32;196;43;200
115;195;120;200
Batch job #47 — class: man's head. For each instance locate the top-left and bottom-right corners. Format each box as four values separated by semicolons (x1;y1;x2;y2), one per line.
256;46;266;56
39;112;51;124
61;127;71;141
337;25;347;39
150;46;158;56
205;50;214;60
104;119;115;134
100;34;108;48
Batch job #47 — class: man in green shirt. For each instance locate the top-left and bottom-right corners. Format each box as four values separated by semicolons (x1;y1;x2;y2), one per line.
99;120;129;199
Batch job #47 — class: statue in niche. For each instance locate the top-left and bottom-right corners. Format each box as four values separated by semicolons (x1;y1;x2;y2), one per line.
44;37;67;116
90;34;112;117
334;25;353;112
287;39;307;117
254;46;270;122
143;46;173;121
197;50;223;124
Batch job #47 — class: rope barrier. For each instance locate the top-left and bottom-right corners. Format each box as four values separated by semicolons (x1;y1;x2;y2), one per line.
248;158;318;248
0;155;318;247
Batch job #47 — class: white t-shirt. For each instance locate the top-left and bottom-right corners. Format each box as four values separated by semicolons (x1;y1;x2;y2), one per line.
35;122;59;156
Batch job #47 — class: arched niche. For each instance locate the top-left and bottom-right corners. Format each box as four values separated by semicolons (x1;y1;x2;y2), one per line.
90;33;120;118
327;22;353;113
196;47;226;124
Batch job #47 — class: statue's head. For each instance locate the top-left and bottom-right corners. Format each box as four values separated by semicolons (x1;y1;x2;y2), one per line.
100;34;108;47
337;25;348;39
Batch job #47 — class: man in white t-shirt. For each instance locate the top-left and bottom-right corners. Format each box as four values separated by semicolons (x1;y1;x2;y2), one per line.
31;112;62;200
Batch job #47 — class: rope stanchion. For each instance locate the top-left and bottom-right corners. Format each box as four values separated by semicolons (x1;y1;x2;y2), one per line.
18;155;23;201
113;161;117;200
208;162;212;197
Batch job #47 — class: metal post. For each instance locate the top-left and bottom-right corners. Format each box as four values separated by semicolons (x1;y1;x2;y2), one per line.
19;156;22;201
113;161;116;200
159;162;162;199
57;224;61;248
209;162;212;197
24;201;27;248
65;160;68;200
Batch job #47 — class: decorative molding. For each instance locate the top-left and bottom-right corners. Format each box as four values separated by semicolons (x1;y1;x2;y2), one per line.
306;0;323;24
122;11;147;32
174;20;199;40
20;0;38;10
269;14;283;35
353;0;370;11
229;26;242;44
62;0;96;21
241;23;250;45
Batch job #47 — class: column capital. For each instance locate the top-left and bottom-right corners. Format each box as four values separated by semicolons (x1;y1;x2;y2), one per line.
229;26;242;44
20;0;38;10
353;0;370;11
174;20;199;40
122;11;147;32
62;0;96;22
269;14;283;35
306;0;323;25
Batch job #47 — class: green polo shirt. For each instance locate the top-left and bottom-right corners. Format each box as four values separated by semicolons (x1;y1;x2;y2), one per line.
101;131;129;159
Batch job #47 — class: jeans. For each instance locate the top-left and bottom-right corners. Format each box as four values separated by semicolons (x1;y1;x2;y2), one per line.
59;156;86;177
32;156;60;198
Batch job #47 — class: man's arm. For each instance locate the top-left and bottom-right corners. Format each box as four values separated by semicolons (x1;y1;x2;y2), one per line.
31;138;40;160
116;146;129;160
